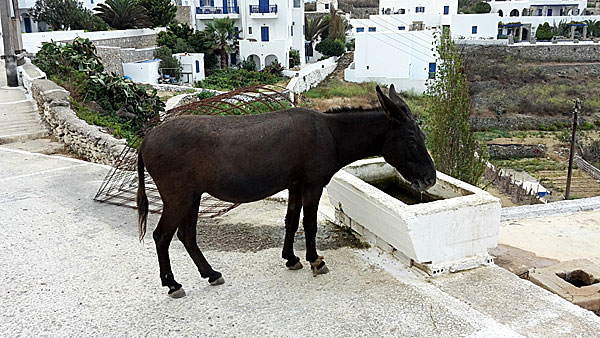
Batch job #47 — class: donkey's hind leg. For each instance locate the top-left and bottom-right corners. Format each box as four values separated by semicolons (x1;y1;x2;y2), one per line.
177;195;224;286
302;187;329;276
154;206;185;298
282;187;303;270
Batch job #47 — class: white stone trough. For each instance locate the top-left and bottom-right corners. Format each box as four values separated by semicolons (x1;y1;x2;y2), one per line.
327;158;501;276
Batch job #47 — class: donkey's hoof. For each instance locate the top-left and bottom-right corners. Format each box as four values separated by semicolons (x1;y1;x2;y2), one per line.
168;287;186;298
287;261;303;270
209;276;225;286
310;256;329;276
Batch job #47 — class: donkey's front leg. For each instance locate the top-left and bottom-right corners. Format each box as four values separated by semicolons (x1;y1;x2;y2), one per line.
302;187;329;276
282;188;303;270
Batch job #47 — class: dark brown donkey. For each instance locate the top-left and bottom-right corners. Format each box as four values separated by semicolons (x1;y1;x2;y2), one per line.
137;85;436;298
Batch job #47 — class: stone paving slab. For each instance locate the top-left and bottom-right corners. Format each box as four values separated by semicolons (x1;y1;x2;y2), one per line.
1;147;600;337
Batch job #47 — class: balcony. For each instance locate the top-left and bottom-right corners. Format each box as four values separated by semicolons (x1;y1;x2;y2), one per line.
196;6;240;18
248;4;278;17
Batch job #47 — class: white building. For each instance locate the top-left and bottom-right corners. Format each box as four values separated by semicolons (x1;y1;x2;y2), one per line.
17;0;107;33
174;52;206;83
193;0;305;69
123;59;161;84
346;0;599;93
316;0;337;13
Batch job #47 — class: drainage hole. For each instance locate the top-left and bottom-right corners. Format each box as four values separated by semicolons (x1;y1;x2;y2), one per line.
556;269;600;288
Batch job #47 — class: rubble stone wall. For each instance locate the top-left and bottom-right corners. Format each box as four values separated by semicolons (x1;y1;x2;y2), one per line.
29;79;127;165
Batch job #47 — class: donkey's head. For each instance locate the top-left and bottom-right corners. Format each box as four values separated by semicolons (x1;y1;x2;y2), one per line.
376;85;436;191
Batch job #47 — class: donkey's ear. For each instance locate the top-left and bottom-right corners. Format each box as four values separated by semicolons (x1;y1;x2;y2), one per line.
376;85;409;122
388;84;413;119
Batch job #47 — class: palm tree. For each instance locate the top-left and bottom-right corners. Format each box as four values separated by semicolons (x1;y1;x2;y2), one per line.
94;0;152;29
205;18;236;69
304;15;328;58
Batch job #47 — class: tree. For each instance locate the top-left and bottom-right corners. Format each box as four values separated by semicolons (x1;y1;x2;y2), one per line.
535;22;553;40
424;31;486;185
205;18;236;69
472;2;491;13
94;0;152;30
30;0;108;31
138;0;177;27
154;46;181;80
304;15;328;57
327;7;349;42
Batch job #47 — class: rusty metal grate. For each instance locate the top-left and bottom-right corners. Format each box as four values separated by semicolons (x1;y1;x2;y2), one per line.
94;85;294;216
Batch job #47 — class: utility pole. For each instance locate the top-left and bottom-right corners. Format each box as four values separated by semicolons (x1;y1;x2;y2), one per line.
565;98;581;200
0;0;18;86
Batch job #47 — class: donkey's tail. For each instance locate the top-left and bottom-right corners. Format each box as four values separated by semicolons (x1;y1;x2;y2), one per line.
137;151;149;242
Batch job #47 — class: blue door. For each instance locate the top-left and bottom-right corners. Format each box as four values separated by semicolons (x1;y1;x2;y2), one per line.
259;0;269;13
261;26;269;41
24;17;32;33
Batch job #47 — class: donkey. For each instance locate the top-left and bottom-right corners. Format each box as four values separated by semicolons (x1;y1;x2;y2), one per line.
137;85;436;298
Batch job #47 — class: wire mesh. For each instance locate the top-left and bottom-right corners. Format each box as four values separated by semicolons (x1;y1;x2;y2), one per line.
94;85;294;217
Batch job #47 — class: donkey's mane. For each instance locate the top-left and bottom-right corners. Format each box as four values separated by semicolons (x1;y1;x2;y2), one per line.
323;106;382;115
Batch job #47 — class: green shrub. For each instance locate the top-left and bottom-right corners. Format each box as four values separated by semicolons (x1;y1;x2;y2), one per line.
472;2;491;13
289;49;300;68
195;67;287;91
536;22;553;40
154;46;181;80
315;38;345;57
582;121;595;130
240;59;257;71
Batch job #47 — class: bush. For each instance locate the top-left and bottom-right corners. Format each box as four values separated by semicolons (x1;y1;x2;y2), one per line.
536;22;553;40
472;2;491;13
154;46;181;80
315;38;346;57
289;49;300;68
240;59;257;71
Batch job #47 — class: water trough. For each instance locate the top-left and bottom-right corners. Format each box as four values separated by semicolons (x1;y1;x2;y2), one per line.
327;158;501;276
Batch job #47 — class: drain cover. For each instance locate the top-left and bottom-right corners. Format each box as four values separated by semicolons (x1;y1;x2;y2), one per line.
529;259;600;313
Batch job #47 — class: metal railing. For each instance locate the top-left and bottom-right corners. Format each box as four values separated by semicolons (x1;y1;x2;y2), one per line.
196;6;240;14
249;4;277;13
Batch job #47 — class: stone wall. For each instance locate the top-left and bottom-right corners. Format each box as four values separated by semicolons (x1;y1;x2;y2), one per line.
284;57;338;94
96;46;157;76
486;143;546;159
459;43;600;63
79;33;158;49
470;114;585;131
29;79;127;165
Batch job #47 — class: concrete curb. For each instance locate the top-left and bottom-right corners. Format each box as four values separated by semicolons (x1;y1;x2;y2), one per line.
501;196;600;221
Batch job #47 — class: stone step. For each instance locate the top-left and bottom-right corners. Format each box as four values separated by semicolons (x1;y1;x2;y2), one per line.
0;130;49;145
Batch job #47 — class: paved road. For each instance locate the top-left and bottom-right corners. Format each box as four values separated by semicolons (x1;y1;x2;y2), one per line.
1;146;600;337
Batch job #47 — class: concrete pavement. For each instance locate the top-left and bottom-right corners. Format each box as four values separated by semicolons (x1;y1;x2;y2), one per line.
1;146;599;337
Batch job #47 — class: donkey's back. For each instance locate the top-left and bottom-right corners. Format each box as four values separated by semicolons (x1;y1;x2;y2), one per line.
140;108;337;204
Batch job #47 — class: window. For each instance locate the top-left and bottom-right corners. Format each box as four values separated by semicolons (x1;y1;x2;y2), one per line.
195;60;200;73
234;26;239;39
547;8;552;16
356;27;364;32
398;26;405;30
325;4;329;9
443;6;449;15
415;6;425;13
249;26;252;34
261;26;269;42
291;26;293;36
472;26;478;34
293;0;300;8
368;27;376;32
428;62;436;79
91;0;93;3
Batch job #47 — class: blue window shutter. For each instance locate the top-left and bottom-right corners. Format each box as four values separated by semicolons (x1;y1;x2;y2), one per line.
210;0;214;6
231;53;237;65
195;60;200;73
261;26;269;41
291;26;293;36
368;27;376;32
472;26;477;34
547;8;552;16
398;26;405;30
200;0;203;6
416;7;418;12
444;6;449;15
357;27;364;32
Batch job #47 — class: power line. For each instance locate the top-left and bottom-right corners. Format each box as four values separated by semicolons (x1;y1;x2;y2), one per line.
366;32;434;65
371;15;440;49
